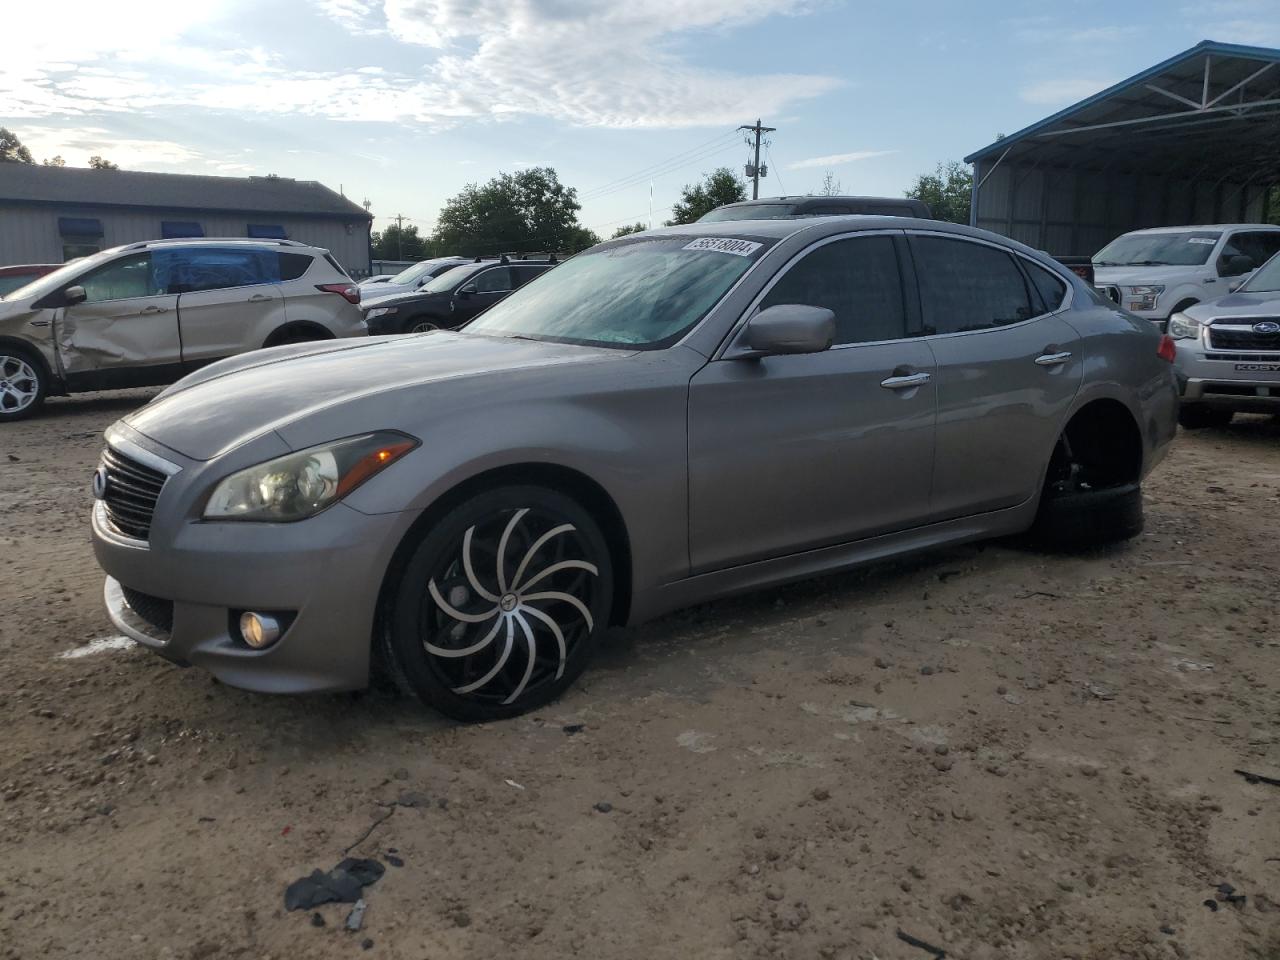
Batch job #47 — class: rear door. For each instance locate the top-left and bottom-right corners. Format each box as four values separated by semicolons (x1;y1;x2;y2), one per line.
452;266;514;324
688;232;938;571
906;232;1082;520
58;252;181;383
163;247;290;365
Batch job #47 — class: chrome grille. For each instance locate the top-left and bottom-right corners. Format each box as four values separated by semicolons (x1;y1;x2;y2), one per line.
100;447;167;541
1209;322;1280;352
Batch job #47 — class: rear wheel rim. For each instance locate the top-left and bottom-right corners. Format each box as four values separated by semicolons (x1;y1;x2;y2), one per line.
418;506;600;706
410;320;438;333
0;355;39;414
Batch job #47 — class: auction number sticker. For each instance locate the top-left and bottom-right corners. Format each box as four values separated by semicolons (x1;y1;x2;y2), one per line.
1186;237;1216;244
683;237;763;257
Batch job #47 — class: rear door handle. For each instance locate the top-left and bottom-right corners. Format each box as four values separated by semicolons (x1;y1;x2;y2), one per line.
247;294;272;303
880;372;931;390
1035;351;1072;366
139;305;168;315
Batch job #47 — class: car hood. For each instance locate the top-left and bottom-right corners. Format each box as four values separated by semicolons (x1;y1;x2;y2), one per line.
1093;265;1202;287
360;289;451;311
1184;289;1280;320
125;332;629;461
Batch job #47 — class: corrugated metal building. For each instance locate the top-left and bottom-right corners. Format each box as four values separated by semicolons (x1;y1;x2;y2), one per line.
966;40;1280;256
0;165;373;275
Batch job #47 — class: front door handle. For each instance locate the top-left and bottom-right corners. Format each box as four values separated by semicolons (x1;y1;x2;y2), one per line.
1035;351;1072;366
247;293;272;303
880;371;931;390
139;305;168;315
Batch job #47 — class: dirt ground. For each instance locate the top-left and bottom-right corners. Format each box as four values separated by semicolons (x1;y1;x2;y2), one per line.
1;389;1278;960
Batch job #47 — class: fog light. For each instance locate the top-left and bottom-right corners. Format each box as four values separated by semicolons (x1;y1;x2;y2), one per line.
239;612;281;649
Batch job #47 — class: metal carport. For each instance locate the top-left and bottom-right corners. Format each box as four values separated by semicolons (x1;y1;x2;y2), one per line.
966;40;1280;257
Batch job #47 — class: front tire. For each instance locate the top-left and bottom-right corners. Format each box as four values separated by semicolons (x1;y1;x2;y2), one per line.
403;316;441;334
1178;405;1233;429
0;347;47;422
383;486;613;722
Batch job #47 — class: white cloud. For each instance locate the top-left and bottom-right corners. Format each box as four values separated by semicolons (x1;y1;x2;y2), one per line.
1019;76;1121;106
16;126;251;173
0;0;838;130
789;149;896;169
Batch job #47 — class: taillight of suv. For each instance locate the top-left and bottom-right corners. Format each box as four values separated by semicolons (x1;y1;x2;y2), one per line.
316;283;360;305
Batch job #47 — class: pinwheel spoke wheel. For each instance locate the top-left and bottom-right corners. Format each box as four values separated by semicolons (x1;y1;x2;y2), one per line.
422;506;600;706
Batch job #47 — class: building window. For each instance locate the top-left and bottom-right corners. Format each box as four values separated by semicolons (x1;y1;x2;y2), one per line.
161;221;205;239
57;216;104;238
62;242;101;261
247;224;288;239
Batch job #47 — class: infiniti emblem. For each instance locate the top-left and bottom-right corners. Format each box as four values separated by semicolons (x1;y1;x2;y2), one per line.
91;466;109;500
1253;321;1280;334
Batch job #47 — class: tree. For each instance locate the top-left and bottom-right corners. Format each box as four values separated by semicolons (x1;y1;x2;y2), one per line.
667;167;748;225
611;223;647;239
88;155;119;170
0;127;33;164
371;223;431;261
814;170;842;197
42;155;66;167
432;167;595;255
905;160;973;225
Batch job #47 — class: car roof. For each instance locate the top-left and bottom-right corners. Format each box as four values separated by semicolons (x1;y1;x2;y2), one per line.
632;215;974;242
714;195;923;209
1121;224;1280;235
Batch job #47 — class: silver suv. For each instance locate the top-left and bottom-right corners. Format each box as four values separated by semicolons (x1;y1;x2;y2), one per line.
0;239;365;421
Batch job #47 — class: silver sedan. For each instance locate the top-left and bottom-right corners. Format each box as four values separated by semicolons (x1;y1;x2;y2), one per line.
91;218;1178;721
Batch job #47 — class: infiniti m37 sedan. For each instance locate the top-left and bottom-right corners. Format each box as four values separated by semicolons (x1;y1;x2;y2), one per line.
91;218;1178;721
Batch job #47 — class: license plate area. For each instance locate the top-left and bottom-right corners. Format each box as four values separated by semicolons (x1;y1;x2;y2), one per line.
1233;363;1280;373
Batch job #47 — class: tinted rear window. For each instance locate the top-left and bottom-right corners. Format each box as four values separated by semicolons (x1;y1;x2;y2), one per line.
699;204;797;222
910;236;1036;334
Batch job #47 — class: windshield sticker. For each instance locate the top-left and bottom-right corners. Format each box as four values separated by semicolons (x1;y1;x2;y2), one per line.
1186;237;1216;244
683;237;763;257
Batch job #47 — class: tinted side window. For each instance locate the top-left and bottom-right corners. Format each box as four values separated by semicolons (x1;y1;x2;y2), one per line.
279;253;313;281
79;254;159;302
472;267;513;293
156;248;282;293
760;236;906;345
513;265;549;287
910;236;1035;334
1024;261;1068;312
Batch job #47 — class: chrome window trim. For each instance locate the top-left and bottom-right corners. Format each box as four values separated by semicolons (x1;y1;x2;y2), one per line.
903;230;1074;342
713;228;908;360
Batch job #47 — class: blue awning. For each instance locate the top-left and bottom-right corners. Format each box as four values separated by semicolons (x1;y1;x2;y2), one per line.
161;220;204;239
246;224;288;239
57;217;103;237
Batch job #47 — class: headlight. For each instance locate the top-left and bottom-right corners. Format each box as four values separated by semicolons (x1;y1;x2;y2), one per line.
365;306;398;320
1125;285;1164;311
1167;312;1201;340
203;432;417;521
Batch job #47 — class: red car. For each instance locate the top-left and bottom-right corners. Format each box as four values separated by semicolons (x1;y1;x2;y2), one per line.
0;263;61;298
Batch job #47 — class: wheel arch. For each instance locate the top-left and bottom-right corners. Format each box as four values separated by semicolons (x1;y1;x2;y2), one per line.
263;321;335;348
0;335;62;395
374;461;634;640
1050;395;1145;490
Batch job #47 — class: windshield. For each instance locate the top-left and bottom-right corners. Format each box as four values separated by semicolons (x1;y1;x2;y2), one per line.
699;203;797;223
1;251;112;301
1094;231;1221;267
1242;251;1280;293
421;263;480;294
465;235;770;349
387;260;438;285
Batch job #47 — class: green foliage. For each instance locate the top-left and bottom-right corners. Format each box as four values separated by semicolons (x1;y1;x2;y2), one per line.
0;127;33;164
667;167;748;225
42;155;65;167
611;223;648;238
905;160;973;225
432;167;596;255
371;223;432;261
88;155;119;170
1267;186;1280;226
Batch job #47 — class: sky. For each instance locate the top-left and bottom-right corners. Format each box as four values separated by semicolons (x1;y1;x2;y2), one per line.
3;0;1278;239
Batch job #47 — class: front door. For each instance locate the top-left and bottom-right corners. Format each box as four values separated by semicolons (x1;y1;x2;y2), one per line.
906;233;1083;520
157;247;288;366
452;266;514;325
58;252;181;386
688;233;937;573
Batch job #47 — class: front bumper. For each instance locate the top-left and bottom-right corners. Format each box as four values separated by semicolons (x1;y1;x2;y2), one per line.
92;469;412;694
1174;339;1280;411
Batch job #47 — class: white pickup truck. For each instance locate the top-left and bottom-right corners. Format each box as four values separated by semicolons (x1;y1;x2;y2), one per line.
1093;224;1280;330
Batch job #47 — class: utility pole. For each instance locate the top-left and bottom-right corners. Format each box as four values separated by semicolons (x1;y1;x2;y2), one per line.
394;213;405;261
738;119;776;200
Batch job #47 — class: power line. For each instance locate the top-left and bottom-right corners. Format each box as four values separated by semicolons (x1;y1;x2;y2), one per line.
766;144;785;195
577;129;740;200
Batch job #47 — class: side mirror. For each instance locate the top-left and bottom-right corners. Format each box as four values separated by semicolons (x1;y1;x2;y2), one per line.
735;304;835;358
457;283;477;298
63;285;87;306
1221;254;1255;277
